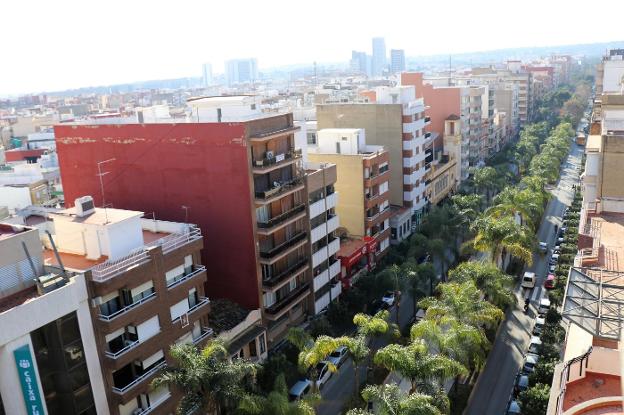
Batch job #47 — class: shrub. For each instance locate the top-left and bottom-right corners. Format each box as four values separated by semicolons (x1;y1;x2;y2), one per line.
519;384;551;415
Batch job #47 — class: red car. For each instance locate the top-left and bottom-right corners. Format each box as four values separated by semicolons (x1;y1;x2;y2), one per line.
544;274;556;289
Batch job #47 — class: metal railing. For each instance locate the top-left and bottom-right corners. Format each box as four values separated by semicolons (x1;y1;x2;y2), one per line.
255;175;304;200
112;361;166;395
263;258;309;287
265;283;310;315
259;232;307;259
134;392;172;415
192;327;215;345
105;339;140;359
98;292;157;321
166;265;207;289
253;148;302;168
257;204;306;229
555;347;593;415
172;297;210;323
91;225;202;282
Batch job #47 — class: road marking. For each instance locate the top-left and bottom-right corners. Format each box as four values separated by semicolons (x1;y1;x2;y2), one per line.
531;287;541;302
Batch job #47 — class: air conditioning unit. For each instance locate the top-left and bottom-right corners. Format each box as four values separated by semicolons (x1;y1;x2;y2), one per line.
74;196;95;217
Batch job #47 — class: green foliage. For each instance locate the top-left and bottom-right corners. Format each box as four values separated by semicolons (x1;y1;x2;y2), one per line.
518;384;551;415
448;261;515;309
346;384;444;415
239;374;318;415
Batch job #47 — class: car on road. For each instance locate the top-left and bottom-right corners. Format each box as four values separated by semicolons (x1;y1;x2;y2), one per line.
549;254;560;265
553;245;561;254
369;299;389;315
522;354;539;373
538;298;551;315
528;336;542;355
288;379;312;401
327;346;348;368
533;316;545;335
538;242;548;254
544;274;556;289
506;399;522;415
514;372;529;394
521;272;536;289
549;263;557;273
381;291;396;307
313;361;333;389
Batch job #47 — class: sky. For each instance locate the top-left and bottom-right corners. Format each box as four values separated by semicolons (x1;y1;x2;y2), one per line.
1;0;623;96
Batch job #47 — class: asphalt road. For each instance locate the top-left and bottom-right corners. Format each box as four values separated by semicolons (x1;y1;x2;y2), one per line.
465;142;583;415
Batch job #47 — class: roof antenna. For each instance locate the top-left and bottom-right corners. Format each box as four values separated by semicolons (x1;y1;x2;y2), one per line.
96;158;116;224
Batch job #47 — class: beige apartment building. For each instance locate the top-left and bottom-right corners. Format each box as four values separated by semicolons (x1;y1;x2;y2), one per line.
308;128;392;256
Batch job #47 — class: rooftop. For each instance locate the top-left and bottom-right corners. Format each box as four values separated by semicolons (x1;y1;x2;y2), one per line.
51;206;143;226
337;238;367;258
579;212;624;272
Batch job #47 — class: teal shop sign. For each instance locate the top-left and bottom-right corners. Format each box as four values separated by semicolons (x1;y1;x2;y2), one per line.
13;344;45;415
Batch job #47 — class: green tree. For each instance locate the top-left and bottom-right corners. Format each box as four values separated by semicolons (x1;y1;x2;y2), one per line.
287;328;341;393
239;374;317;415
486;187;544;231
402;261;436;316
152;340;257;415
374;342;467;395
447;261;515;309
472;166;501;204
346;384;443;415
470;215;534;266
518;384;550;415
418;281;504;328
378;265;404;325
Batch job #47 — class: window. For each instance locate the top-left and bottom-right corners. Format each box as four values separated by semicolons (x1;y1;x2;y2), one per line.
259;334;266;354
307;132;317;145
249;339;257;357
335;142;341;154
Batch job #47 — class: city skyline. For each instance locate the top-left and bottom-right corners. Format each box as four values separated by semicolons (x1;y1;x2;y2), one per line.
1;0;623;95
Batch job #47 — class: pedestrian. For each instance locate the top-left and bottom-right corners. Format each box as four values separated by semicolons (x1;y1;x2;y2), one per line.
555;224;559;234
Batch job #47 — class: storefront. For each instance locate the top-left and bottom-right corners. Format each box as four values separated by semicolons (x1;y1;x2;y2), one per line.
336;236;378;289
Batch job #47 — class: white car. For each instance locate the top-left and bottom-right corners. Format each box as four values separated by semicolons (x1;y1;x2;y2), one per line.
538;242;548;254
327;346;348;368
528;336;542;355
381;291;396;307
538;298;551;315
313;361;333;389
523;354;539;373
549;254;560;265
533;316;545;335
521;272;536;289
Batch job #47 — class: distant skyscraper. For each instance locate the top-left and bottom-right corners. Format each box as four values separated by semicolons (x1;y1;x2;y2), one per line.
350;51;369;76
390;49;406;74
202;63;213;87
372;37;387;77
225;58;258;87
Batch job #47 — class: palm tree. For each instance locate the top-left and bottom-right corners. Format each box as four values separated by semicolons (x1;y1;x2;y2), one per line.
378;265;403;325
472;166;501;204
447;261;515;309
407;232;429;261
486;187;543;231
470;215;534;266
374;342;467;395
427;238;449;281
287;328;341;393
238;374;317;415
152;340;257;415
346;384;443;415
418;281;504;328
401;260;435;316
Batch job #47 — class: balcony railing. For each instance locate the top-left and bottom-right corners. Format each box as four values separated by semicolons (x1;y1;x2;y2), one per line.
259;232;307;259
173;297;210;323
192;327;215;345
257;204;306;229
166;265;207;289
253;149;302;168
265;283;310;315
263;257;309;287
424;116;431;123
424;132;432;139
112;361;166;395
105;339;140;359
91;225;202;282
99;292;157;321
134;392;172;415
255;176;304;200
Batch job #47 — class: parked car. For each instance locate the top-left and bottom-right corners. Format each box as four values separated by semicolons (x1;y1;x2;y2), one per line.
549;254;560;265
506;399;522;415
560;226;568;235
515;372;530;394
381;291;396;307
538;242;548;254
327;346;348;368
288;379;312;401
523;354;539;373
538;298;551;315
528;336;542;355
533;316;545;336
521;271;536;289
544;274;556;289
553;245;561;254
369;299;389;315
549;263;557;273
312;361;333;389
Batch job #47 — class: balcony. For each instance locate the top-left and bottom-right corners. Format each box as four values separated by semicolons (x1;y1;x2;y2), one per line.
133;392;172;415
192;327;215;345
265;283;310;316
259;231;308;261
99;292;157;322
172;297;210;324
112;361;166;396
331;283;342;299
105;339;141;360
330;258;341;278
309;191;337;218
166;265;207;289
424;116;431;124
257;204;306;234
249;126;299;142
312;238;340;268
252;149;302;173
263;257;309;288
424;132;432;140
255;176;304;203
364;169;389;187
311;215;339;244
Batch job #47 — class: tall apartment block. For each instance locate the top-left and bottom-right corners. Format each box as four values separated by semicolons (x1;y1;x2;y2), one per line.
371;37;387;77
305;163;342;313
308;129;391;282
225;58;258;86
390;49;406;74
317;85;431;225
54;96;314;346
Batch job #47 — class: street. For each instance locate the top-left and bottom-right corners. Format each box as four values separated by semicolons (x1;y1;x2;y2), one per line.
465;142;583;415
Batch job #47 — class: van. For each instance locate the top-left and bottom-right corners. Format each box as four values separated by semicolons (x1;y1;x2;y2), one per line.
521;272;536;289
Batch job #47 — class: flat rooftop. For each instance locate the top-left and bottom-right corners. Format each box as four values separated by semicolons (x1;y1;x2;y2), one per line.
0;223;30;241
337;238;367;258
51;207;143;226
587;212;624;272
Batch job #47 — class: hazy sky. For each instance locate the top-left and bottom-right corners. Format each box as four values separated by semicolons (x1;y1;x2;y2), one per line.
2;0;623;95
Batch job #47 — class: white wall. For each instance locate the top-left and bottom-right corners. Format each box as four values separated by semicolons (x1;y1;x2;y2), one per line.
316;129;365;155
0;186;32;212
603;60;624;93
